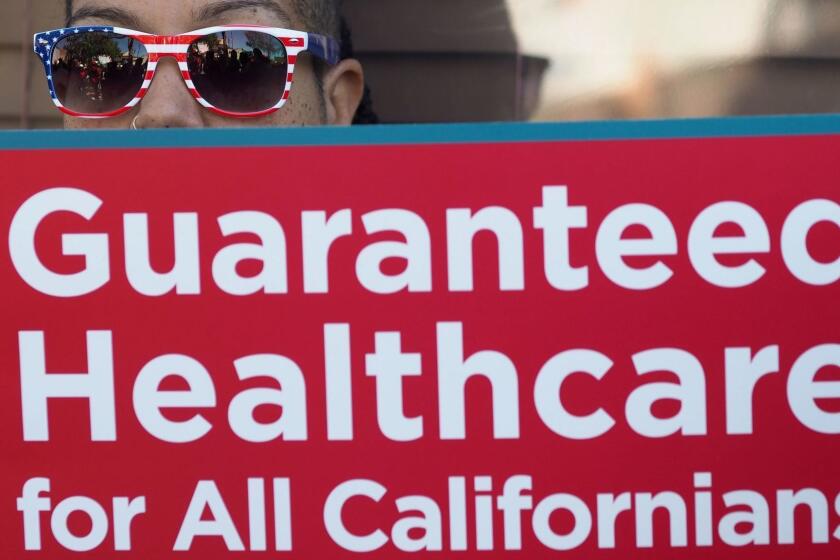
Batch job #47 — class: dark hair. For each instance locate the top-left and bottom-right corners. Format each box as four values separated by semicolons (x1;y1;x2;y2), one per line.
65;0;377;123
293;0;340;39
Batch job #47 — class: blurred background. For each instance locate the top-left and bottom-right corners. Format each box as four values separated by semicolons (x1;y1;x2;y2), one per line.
5;0;840;127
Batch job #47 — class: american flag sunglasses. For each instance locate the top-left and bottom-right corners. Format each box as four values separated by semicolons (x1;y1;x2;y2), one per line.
34;25;341;118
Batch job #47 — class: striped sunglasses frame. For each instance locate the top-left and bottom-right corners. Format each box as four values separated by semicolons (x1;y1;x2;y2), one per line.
34;25;341;118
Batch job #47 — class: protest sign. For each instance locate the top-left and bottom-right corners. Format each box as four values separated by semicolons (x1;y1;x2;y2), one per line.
2;117;839;558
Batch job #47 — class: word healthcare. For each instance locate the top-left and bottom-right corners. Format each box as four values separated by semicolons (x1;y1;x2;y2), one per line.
14;325;840;443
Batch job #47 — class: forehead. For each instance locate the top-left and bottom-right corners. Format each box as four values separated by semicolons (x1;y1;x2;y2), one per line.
70;0;301;35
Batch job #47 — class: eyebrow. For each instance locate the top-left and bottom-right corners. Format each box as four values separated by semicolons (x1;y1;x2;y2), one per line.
195;0;294;26
66;1;294;31
67;6;143;29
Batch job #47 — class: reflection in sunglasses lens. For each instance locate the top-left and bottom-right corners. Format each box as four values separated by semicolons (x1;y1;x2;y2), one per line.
188;31;289;113
52;32;148;115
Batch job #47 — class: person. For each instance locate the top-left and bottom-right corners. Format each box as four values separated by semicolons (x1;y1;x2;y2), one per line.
54;0;374;129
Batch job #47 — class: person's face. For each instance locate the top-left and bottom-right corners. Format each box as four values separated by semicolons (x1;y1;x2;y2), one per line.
65;0;364;129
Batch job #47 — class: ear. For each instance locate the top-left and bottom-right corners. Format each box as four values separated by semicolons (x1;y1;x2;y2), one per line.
322;58;365;125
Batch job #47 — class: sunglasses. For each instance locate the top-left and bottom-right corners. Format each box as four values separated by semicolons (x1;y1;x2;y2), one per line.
34;25;340;118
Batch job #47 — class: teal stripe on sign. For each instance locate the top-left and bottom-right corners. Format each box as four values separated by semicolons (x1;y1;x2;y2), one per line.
3;113;840;150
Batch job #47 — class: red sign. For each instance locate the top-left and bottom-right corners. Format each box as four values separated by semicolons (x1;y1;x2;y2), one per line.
2;124;839;558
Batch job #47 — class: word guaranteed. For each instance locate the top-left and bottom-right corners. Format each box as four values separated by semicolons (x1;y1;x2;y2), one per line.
8;185;838;298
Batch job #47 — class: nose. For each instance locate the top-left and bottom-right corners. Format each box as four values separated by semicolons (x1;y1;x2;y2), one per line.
134;56;204;128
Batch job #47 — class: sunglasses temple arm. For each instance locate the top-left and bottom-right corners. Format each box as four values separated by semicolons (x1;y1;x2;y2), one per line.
307;33;341;65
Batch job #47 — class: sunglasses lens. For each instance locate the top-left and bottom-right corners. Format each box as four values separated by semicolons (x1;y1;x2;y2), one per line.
51;32;148;115
188;31;289;114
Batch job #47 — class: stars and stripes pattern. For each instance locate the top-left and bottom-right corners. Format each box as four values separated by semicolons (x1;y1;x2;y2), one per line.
34;26;115;105
33;25;340;119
